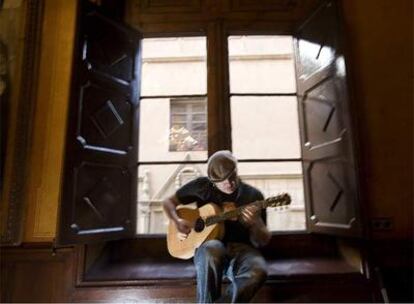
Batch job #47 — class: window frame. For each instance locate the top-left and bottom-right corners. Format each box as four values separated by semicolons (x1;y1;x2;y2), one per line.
59;0;363;256
66;0;366;285
136;30;308;238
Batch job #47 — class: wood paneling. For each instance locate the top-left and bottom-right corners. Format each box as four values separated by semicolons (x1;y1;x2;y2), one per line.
341;0;413;239
0;245;76;302
23;0;77;242
295;1;361;237
3;241;411;302
57;6;141;245
72;285;196;303
0;1;28;242
125;0;320;32
138;0;202;14
0;0;44;245
230;0;298;12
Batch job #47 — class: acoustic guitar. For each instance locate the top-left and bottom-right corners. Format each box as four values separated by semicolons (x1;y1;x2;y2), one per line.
167;193;291;259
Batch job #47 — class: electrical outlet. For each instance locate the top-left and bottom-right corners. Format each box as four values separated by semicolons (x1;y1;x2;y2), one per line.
371;217;393;231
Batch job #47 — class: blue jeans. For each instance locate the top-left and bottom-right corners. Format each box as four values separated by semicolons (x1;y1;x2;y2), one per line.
194;240;267;303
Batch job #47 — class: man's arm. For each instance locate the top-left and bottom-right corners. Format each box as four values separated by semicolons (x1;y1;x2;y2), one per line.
240;205;271;247
163;195;192;237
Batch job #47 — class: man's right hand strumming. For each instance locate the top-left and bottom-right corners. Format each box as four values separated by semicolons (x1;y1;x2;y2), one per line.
163;195;192;240
175;217;192;240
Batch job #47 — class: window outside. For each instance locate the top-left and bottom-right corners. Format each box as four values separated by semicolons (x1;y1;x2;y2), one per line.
137;36;305;234
169;98;207;152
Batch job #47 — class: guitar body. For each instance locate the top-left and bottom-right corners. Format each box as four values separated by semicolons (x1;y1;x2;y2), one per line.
167;203;225;260
167;193;291;260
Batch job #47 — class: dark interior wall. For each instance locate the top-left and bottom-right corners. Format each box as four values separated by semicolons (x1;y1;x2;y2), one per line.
341;0;413;240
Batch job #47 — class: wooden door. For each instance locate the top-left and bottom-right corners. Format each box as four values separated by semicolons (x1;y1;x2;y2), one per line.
294;0;363;237
57;2;141;245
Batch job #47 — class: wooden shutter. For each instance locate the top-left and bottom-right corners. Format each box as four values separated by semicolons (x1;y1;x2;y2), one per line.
294;0;362;237
56;5;141;245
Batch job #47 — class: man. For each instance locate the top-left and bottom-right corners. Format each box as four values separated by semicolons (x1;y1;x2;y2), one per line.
163;150;271;303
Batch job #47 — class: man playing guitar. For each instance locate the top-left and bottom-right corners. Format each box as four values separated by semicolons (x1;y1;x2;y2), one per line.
163;150;271;303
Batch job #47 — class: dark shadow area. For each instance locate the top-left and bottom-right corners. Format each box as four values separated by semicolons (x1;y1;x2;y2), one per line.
83;234;362;282
383;267;414;303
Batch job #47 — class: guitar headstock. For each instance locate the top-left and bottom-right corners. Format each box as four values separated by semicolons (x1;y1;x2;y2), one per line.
265;193;291;208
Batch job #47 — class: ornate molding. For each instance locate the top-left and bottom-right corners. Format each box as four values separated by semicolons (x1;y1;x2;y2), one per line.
138;0;202;14
1;0;44;246
230;0;299;12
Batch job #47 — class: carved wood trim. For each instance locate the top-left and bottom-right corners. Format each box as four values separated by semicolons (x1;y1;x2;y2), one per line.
229;0;298;12
0;0;44;246
125;0;320;32
139;0;202;14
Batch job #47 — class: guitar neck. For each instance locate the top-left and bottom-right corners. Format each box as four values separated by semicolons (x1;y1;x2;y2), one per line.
205;200;267;226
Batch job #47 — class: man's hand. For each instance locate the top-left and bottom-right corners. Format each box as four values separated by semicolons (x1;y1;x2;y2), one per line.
175;218;192;240
163;195;192;240
240;204;271;247
240;205;260;227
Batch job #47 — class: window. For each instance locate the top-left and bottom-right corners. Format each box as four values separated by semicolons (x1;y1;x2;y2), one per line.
137;37;208;234
57;0;362;245
138;37;208;162
136;35;306;234
169;98;207;152
228;35;305;231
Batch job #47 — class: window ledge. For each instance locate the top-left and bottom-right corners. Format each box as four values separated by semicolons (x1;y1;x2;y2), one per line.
81;234;363;284
83;256;361;283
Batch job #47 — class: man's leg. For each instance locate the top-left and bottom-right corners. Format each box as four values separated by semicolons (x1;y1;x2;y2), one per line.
194;239;227;303
217;243;267;303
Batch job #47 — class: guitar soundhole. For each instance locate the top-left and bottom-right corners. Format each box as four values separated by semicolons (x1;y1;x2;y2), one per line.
194;218;205;232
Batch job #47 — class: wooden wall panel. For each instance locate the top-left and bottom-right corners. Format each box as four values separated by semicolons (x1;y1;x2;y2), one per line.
0;246;75;302
138;0;202;13
229;0;299;11
23;0;77;242
2;242;411;303
341;0;413;239
125;0;320;31
0;0;28;242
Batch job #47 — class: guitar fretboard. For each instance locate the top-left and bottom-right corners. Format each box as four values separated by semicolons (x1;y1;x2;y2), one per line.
205;200;267;226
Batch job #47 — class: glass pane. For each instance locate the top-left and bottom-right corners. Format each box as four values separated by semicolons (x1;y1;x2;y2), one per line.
139;98;208;161
192;114;205;122
238;162;306;232
231;96;301;159
192;104;205;112
137;162;305;234
228;35;296;93
141;37;207;96
137;164;207;234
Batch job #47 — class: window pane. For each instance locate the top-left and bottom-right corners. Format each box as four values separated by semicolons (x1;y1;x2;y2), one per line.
192;114;206;122
137;162;305;234
139;98;207;161
228;35;296;93
170;98;207;152
237;162;306;232
137;164;207;234
141;37;207;96
231;96;301;159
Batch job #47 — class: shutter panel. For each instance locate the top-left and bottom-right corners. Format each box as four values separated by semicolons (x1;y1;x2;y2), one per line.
57;6;141;245
294;0;362;237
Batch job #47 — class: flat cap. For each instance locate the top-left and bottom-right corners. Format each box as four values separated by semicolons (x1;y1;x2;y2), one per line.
207;150;238;182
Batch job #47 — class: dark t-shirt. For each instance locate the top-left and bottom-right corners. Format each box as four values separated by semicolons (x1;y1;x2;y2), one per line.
176;177;265;245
